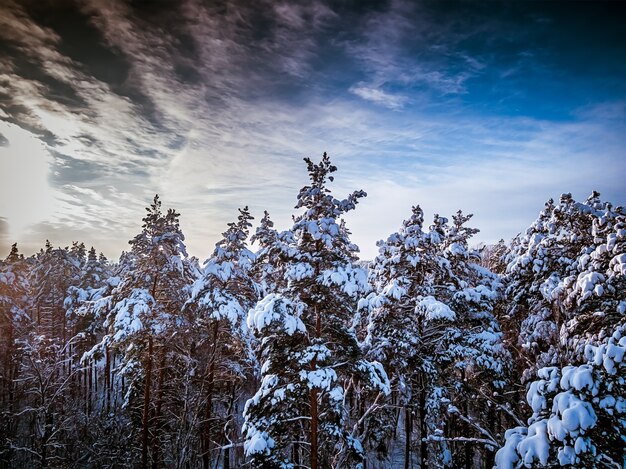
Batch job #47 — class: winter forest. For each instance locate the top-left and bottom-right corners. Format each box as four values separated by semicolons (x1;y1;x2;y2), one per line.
0;153;624;469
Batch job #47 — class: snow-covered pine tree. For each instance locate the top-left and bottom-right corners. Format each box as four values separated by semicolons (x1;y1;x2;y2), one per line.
495;325;626;468
244;294;310;468
559;193;626;355
365;207;508;468
364;205;439;466
63;246;112;417
497;192;626;468
243;153;389;469
480;239;509;275
185;206;258;469
439;211;510;468
0;244;30;386
504;192;626;380
251;210;294;297
83;195;196;468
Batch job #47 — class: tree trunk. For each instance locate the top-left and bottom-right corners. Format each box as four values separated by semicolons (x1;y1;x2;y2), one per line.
87;363;93;416
463;406;472;469
293;441;300;468
404;406;412;469
485;403;496;469
222;383;237;469
310;307;321;469
105;347;111;414
142;337;153;469
152;349;166;469
202;321;220;469
419;387;427;469
310;387;318;469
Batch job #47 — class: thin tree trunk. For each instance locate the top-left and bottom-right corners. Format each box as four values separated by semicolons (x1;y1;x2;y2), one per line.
293;441;300;468
464;406;472;469
419;387;427;469
88;363;93;416
310;307;321;469
105;347;111;414
203;321;220;469
142;336;154;469
404;406;412;469
152;349;166;469
485;403;496;469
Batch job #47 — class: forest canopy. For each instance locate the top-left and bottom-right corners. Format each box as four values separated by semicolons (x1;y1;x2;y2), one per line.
1;154;625;468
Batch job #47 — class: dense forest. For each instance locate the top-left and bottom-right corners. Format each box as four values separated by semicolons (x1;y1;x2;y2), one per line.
0;154;624;468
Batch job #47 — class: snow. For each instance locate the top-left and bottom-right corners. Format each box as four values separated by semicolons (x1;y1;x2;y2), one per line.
575;271;605;301
299;367;337;390
298;344;331;365
357;297;370;311
359;360;391;394
243;428;275;456
560;365;594;392
609;252;626;275
446;242;466;257
456;284;498;304
328;386;344;403
495;428;525;469
247;294;305;336
285;262;314;281
110;289;155;341
497;325;626;468
554;392;596;432
320;264;369;297
416;296;456;322
517;420;550;467
382;279;407;300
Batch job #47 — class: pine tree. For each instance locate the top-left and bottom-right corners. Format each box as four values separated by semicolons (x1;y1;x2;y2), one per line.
251;211;294;296
185;206;258;469
497;192;626;468
365;207;508;468
31;241;81;340
504;192;626;380
83;195;196;468
495;325;626;469
243;153;390;469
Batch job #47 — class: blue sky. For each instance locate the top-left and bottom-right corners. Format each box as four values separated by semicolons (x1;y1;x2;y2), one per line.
1;0;625;259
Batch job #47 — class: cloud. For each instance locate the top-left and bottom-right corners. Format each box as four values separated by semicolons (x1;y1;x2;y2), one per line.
0;121;54;238
349;84;407;109
0;217;9;257
341;0;487;105
340;112;626;259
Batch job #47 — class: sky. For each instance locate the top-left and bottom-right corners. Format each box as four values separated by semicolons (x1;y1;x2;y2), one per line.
1;0;625;260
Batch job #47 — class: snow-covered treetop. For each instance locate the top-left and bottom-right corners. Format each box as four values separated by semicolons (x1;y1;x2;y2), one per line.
83;196;195;362
292;152;366;256
251;211;277;250
187;207;258;339
503;191;626;376
212;206;255;266
0;243;30;323
5;243;23;263
129;194;188;264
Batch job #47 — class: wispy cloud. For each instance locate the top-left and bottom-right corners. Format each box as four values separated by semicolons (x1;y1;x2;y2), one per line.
349;84;407;109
